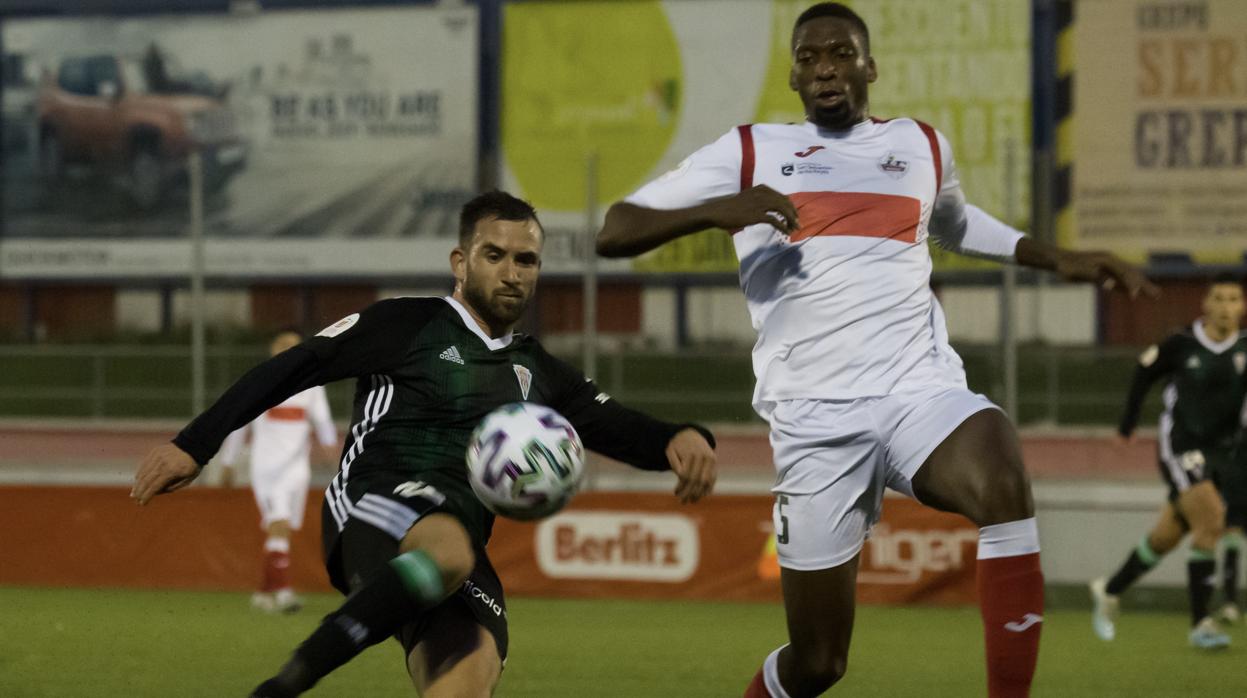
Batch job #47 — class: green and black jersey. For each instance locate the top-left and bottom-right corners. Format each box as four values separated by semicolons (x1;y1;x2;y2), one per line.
174;296;713;546
1119;321;1247;487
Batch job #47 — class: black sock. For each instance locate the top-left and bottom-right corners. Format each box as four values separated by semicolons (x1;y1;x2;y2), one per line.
1224;547;1240;607
262;550;446;694
1106;539;1159;595
1188;554;1217;626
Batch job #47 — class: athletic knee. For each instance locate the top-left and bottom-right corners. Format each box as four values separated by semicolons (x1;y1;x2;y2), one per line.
1190;501;1227;546
400;515;476;591
1147;531;1180;556
967;459;1033;527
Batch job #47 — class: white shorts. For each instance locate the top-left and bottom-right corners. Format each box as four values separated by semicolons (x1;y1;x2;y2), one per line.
770;386;999;570
251;460;311;530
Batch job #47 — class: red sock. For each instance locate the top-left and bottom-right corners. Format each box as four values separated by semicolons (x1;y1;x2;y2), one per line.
977;552;1044;698
743;666;771;698
262;550;291;593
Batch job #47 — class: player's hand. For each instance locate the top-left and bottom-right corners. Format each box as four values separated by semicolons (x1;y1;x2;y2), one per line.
1054;250;1160;300
708;185;800;234
666;428;717;504
131;443;201;505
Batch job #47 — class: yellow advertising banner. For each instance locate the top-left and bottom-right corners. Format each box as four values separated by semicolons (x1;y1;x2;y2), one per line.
502;0;1031;273
1070;0;1247;262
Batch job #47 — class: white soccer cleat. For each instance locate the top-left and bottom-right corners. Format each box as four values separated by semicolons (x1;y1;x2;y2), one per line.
250;591;276;612
1215;603;1241;625
1189;617;1231;650
274;588;303;614
1089;577;1119;641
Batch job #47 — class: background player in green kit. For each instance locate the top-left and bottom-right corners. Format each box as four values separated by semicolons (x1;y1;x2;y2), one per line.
131;191;718;697
1214;320;1247;624
1090;273;1247;649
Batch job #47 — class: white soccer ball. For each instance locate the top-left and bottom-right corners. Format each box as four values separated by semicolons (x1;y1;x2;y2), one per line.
465;402;585;521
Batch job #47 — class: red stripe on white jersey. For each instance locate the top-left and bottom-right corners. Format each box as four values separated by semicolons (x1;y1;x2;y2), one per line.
914;120;942;198
737;124;755;190
788;191;921;243
266;406;307;421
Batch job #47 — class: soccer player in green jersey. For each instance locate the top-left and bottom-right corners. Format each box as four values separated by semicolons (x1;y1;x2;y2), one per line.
1091;273;1246;649
132;191;718;697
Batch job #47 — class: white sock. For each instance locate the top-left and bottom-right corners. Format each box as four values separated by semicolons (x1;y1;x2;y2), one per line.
264;536;290;553
762;645;793;698
977;518;1040;560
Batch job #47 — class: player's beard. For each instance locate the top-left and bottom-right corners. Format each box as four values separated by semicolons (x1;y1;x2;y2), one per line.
463;276;529;333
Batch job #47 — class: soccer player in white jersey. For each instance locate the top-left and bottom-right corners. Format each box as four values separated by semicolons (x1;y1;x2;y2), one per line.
219;330;338;613
597;4;1158;697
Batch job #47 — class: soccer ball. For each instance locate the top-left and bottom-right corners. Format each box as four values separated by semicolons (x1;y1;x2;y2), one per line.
465;402;585;521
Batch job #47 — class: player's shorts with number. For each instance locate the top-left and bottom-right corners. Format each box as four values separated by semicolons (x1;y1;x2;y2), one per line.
252;458;311;529
769;386;998;570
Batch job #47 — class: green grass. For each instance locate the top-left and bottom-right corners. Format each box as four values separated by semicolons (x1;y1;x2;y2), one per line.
2;587;1244;697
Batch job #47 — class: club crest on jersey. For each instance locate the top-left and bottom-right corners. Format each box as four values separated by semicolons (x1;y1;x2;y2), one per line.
513;364;533;399
1235;352;1245;375
1187;355;1201;370
878;153;908;179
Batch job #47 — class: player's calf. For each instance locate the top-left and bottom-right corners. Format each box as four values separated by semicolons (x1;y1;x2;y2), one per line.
254;516;475;696
911;410;1043;697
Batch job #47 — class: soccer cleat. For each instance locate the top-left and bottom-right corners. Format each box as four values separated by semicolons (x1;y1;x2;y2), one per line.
1189;617;1231;650
1089;577;1119;641
274;588;303;614
1215;603;1241;624
251;591;276;613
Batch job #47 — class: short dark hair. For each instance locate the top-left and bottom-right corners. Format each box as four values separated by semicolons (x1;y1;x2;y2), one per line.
793;2;870;54
458;190;542;249
1208;271;1244;287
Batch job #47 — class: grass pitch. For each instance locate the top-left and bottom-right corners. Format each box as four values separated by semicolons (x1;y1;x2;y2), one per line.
2;587;1244;697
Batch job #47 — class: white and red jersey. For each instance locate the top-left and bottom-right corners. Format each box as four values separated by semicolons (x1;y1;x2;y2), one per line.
219;386;337;476
626;118;1023;418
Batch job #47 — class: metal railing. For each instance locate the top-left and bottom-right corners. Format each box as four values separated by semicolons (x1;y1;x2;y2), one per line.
0;343;1154;426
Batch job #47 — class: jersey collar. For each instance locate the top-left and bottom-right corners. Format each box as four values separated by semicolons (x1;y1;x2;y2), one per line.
803;118;875;138
442;296;516;351
1193;319;1238;354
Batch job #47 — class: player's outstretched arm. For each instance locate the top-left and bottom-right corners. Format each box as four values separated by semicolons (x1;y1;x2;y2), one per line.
544;351;718;502
1015;237;1161;299
131;299;424;506
597;186;799;258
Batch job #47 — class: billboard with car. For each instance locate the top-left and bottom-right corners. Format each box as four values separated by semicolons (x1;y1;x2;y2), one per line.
0;6;478;279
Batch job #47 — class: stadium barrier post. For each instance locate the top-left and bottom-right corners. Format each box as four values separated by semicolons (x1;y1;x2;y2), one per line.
188;150;207;415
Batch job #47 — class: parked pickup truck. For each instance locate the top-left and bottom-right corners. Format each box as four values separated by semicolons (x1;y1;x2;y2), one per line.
38;54;247;210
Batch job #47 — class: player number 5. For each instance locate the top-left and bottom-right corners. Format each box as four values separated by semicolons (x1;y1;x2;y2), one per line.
776;494;790;545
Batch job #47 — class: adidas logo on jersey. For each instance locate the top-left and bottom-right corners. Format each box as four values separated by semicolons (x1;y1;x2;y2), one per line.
439;346;464;365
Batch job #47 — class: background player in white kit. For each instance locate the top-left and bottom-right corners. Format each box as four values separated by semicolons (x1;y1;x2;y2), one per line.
597;4;1157;697
218;330;338;613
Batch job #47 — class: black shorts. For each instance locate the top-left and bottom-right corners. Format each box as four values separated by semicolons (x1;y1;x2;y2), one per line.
1226;501;1247;530
1157;444;1228;502
1213;459;1247;530
320;477;509;662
